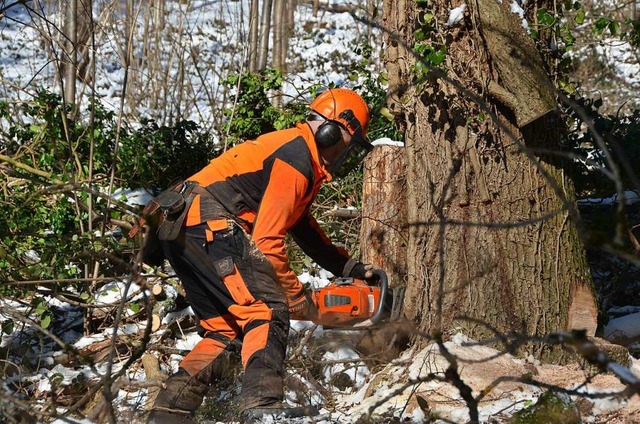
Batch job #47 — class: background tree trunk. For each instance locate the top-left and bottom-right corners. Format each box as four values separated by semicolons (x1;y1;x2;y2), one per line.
258;0;274;71
381;0;597;363
272;0;284;73
63;0;78;105
248;0;260;73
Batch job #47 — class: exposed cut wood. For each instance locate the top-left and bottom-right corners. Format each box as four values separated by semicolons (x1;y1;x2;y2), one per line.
360;145;408;289
149;278;188;332
567;282;598;336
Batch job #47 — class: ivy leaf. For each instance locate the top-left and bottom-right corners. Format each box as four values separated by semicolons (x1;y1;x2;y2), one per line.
380;107;394;121
2;320;14;335
49;373;65;387
559;79;576;94
423;12;434;24
608;20;620;36
429;48;446;65
537;8;555;26
594;17;610;35
414;28;428;41
41;313;52;329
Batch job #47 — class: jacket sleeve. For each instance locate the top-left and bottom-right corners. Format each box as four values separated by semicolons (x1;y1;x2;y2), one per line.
289;213;356;278
251;158;311;299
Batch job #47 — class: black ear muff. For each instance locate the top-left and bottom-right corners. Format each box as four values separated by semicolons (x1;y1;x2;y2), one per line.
315;120;344;148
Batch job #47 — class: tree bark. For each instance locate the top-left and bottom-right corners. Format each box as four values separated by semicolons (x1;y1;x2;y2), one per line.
64;0;78;105
248;0;260;73
258;0;274;71
381;0;597;363
273;0;284;72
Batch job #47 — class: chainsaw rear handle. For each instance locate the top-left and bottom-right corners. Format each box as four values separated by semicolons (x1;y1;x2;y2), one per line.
354;268;389;327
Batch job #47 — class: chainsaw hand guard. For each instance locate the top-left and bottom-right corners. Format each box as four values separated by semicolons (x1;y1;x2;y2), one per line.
288;289;318;321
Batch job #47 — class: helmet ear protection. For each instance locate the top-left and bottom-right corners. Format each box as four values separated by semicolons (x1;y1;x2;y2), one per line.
315;119;344;148
310;110;362;149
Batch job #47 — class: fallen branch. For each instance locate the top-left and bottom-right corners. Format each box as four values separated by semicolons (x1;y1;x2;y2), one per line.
141;353;166;410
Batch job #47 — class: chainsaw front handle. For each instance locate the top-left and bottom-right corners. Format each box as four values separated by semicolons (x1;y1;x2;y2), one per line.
354;268;389;327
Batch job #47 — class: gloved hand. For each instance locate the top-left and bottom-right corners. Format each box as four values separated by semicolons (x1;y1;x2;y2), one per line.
288;288;318;321
349;262;375;281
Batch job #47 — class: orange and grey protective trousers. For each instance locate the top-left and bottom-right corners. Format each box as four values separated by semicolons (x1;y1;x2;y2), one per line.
154;220;290;413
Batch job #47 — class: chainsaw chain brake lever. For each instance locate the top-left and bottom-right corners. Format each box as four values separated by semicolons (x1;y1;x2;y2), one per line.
334;277;355;286
354;268;389;327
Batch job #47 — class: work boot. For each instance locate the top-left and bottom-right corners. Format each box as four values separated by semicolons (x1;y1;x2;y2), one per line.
147;368;209;423
240;403;319;423
147;409;198;424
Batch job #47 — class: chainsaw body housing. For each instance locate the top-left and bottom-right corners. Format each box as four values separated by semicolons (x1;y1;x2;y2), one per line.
312;277;382;327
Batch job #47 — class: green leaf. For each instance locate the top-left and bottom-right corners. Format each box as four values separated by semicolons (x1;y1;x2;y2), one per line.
380;107;394;121
414;28;428;41
429;48;446;65
423;12;434;24
2;320;14;335
559;79;576;94
537;8;555;26
41;313;52;329
130;303;140;313
413;42;428;55
608;20;620;35
594;17;610;35
575;9;585;25
50;373;65;387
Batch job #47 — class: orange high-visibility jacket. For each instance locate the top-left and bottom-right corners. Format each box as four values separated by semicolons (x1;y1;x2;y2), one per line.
185;123;353;299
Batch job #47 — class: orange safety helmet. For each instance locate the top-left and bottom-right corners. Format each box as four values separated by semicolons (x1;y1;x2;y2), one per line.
309;88;371;138
308;88;374;178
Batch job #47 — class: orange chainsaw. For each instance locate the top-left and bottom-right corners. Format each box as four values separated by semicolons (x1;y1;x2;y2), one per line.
311;269;397;328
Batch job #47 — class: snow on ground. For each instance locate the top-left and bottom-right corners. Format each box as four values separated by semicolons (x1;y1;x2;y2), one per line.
3;278;639;423
578;189;640;206
330;333;640;423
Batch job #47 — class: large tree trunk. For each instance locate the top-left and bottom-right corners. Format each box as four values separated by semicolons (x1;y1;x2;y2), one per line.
381;0;597;363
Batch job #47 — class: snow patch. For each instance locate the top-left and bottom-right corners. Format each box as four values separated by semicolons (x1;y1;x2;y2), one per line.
578;190;640;206
322;345;370;389
447;4;467;27
94;281;143;304
604;312;640;343
112;188;156;207
371;137;404;147
510;0;529;30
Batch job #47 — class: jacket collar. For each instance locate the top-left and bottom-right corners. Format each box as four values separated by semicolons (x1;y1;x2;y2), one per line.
298;122;333;183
